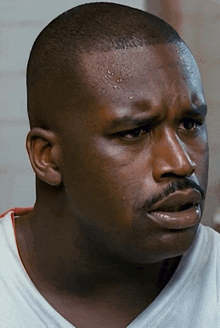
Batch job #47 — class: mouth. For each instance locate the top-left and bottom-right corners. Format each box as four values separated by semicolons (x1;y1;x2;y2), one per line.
147;189;202;230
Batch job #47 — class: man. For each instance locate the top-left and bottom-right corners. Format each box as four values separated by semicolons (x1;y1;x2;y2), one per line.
0;2;219;327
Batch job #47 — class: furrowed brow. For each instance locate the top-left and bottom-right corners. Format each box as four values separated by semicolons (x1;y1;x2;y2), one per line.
103;100;156;132
105;115;159;131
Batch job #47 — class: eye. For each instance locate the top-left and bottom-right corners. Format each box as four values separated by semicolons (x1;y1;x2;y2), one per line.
118;126;150;140
180;118;203;132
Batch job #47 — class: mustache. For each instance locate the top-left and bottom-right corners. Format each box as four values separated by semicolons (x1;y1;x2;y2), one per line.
137;178;205;213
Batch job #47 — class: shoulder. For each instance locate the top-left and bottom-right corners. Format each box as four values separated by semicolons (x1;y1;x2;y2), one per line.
198;224;220;253
200;224;220;244
182;224;220;275
198;224;220;271
0;207;33;244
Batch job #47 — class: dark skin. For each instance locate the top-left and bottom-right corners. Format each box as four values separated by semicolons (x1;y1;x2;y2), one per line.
16;42;208;328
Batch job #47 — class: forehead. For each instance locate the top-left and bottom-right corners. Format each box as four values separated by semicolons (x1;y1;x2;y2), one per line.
78;42;204;109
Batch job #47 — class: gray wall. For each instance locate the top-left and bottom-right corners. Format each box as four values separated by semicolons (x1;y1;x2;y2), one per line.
0;0;144;212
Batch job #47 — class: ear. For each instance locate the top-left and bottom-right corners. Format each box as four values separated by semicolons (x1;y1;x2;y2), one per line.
26;128;62;186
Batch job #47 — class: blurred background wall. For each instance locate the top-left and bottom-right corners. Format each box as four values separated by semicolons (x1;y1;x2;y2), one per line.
1;0;220;227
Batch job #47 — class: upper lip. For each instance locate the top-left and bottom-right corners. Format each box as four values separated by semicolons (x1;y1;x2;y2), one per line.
148;188;202;213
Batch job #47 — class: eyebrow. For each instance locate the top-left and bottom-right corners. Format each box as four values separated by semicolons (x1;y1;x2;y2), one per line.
106;100;155;129
105;115;160;131
104;104;208;132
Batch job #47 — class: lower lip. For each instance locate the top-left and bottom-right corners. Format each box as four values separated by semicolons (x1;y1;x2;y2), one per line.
148;205;201;230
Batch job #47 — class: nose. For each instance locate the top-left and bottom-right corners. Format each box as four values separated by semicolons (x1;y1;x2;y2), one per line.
152;129;196;182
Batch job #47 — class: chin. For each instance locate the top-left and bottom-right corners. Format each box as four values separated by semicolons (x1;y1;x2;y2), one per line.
117;224;199;265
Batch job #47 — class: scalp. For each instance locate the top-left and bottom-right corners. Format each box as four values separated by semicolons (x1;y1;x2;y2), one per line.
26;2;182;129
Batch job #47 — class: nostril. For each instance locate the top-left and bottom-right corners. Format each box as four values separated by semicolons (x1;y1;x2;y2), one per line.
161;172;186;179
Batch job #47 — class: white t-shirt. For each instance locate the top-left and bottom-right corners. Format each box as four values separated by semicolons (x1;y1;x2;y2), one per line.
0;209;220;328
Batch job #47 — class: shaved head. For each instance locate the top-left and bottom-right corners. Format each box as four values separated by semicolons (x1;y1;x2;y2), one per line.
26;2;183;129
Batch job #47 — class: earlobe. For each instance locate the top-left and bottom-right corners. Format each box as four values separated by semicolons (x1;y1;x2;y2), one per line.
26;128;62;186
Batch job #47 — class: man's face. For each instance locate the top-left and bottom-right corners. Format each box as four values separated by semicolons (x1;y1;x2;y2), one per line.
58;42;208;264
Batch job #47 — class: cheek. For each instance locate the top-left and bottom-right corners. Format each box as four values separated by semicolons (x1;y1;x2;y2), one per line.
62;152;127;220
61;140;152;227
